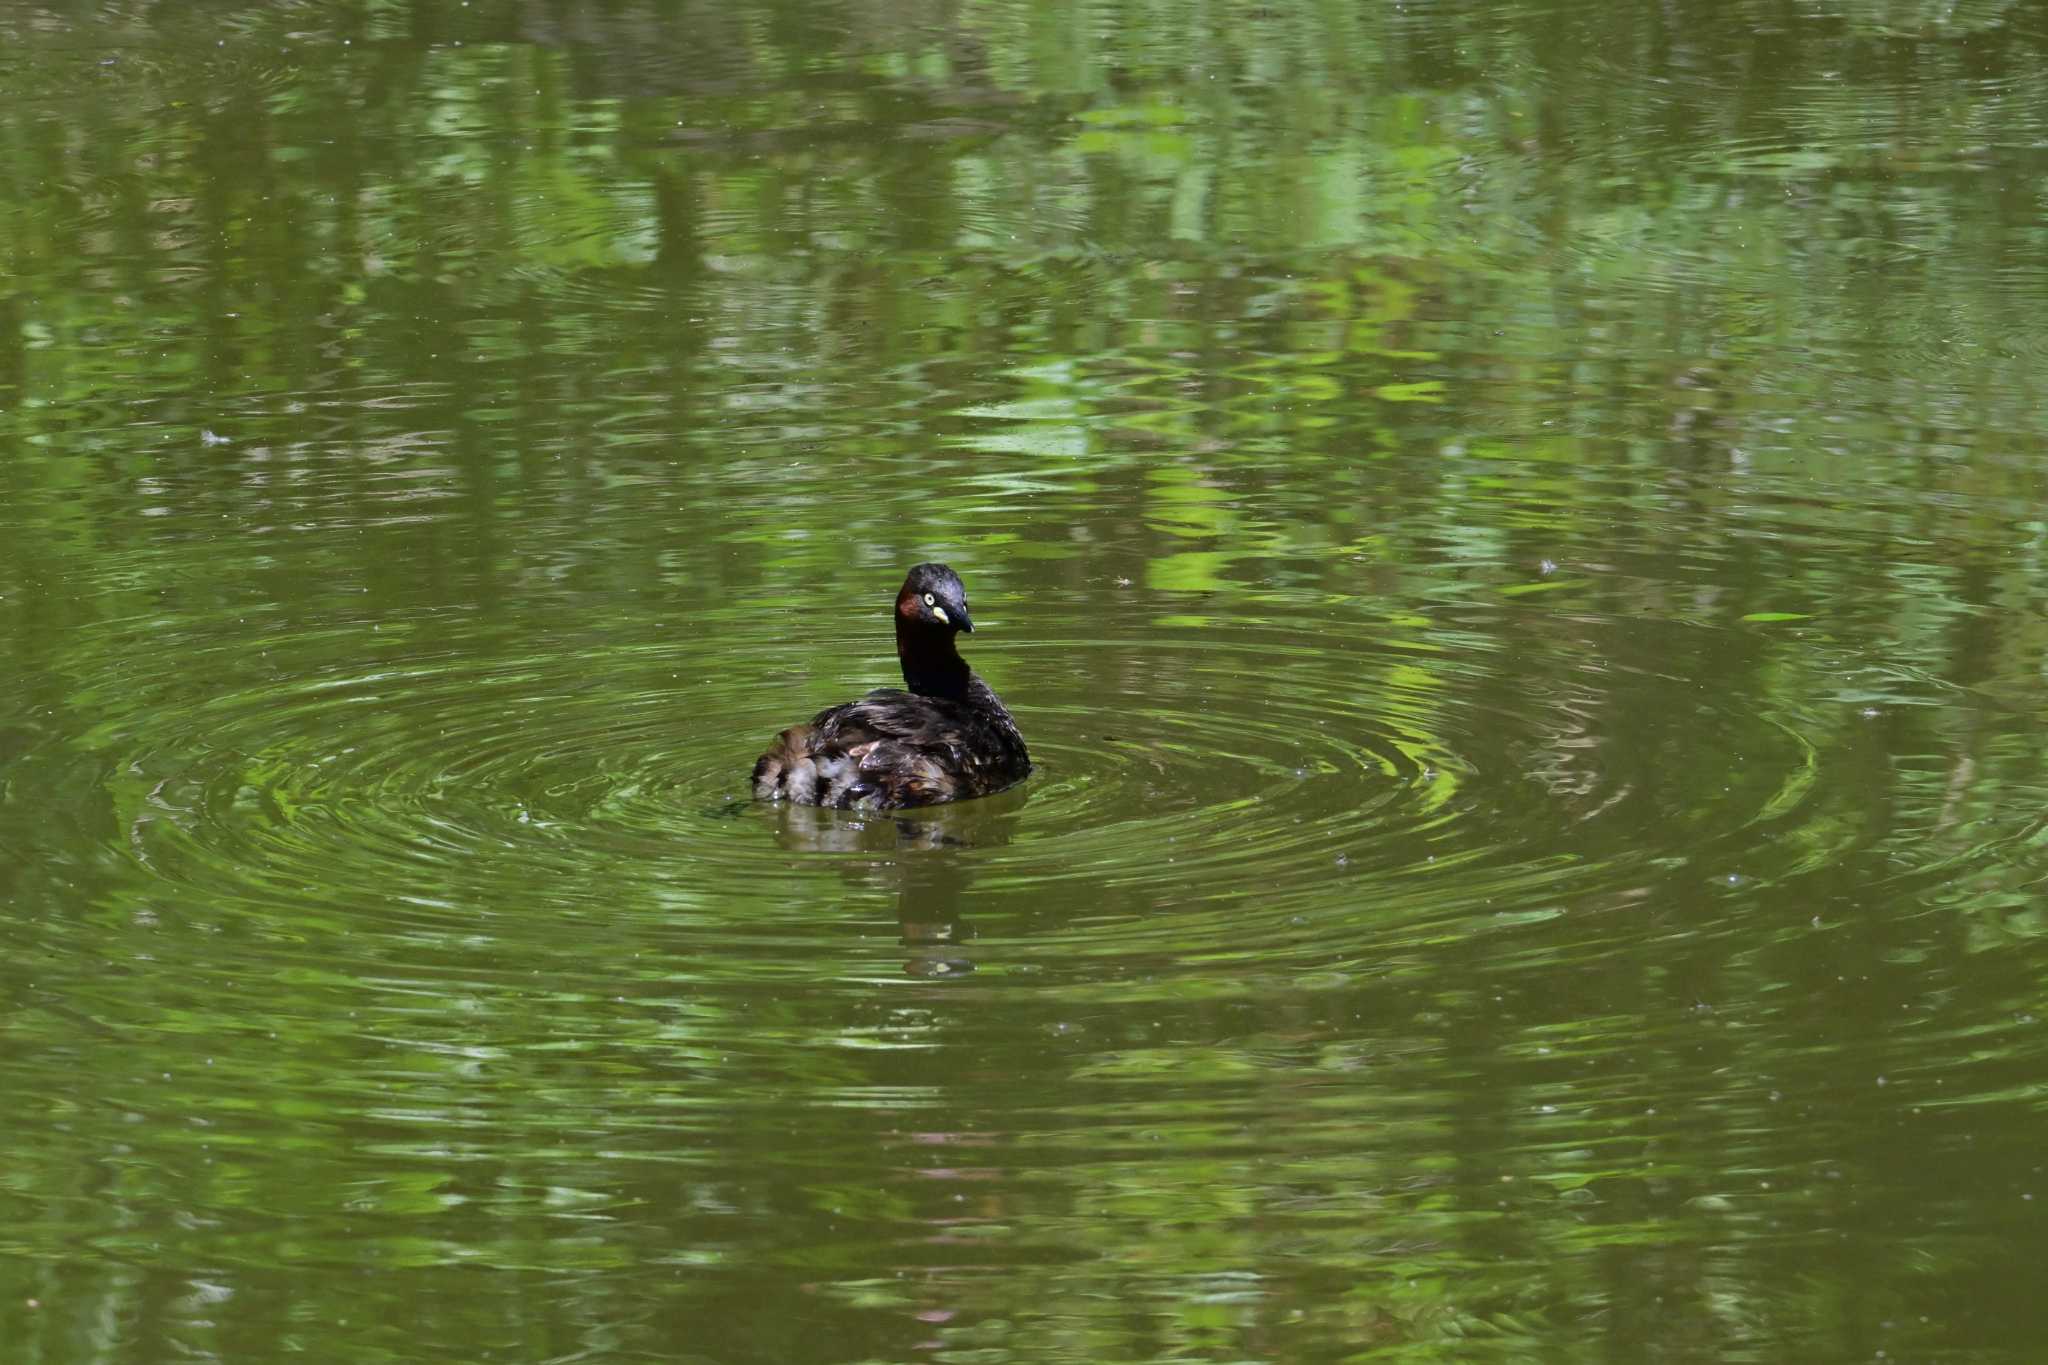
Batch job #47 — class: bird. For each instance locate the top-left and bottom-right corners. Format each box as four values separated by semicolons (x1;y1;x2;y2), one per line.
751;563;1030;809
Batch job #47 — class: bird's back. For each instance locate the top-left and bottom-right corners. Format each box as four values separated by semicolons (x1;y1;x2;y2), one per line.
752;682;1029;810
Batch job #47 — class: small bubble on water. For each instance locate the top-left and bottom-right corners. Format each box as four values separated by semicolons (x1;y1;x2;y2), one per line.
1538;558;1558;576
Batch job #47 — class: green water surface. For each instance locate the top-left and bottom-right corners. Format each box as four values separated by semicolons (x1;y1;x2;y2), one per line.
4;2;2047;1361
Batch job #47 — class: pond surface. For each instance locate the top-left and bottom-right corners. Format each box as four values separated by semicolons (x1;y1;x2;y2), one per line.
4;1;2047;1360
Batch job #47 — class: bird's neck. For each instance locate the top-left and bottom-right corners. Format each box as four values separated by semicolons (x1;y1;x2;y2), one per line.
895;621;970;700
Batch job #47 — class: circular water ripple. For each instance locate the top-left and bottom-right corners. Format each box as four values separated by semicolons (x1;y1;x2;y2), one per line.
1001;637;1455;893
118;629;771;910
17;587;1842;987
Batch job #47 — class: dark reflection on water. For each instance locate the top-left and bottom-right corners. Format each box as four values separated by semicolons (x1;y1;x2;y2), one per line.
3;0;2048;1360
765;788;1029;977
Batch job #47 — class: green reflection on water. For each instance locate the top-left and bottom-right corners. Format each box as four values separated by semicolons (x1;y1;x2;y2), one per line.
3;0;2048;1361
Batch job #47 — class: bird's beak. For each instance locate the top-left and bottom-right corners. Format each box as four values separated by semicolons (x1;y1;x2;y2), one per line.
953;603;975;633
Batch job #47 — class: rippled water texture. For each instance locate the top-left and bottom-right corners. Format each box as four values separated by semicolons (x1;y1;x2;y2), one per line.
5;1;2048;1361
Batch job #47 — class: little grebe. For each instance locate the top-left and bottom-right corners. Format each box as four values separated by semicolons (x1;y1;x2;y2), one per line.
751;563;1030;809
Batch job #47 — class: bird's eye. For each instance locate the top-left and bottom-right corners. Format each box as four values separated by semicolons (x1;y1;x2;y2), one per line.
923;593;935;606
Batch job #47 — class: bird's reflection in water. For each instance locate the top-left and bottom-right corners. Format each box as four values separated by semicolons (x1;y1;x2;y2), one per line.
764;784;1030;977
